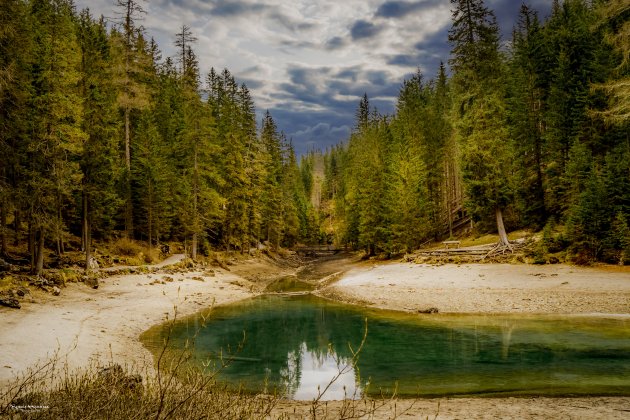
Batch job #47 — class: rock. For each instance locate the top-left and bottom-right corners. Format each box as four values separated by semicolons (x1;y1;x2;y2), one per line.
52;286;61;296
0;297;20;309
549;256;560;264
16;288;25;297
88;257;99;270
85;276;99;289
99;364;123;379
418;307;439;314
98;364;143;391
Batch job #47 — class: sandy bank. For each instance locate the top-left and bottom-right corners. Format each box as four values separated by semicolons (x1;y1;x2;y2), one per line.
0;260;258;387
321;262;630;314
2;257;629;419
274;396;630;419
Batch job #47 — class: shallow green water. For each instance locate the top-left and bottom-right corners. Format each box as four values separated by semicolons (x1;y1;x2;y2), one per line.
141;295;630;400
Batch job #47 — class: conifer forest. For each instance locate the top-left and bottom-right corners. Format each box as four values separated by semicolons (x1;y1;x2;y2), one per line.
0;0;629;276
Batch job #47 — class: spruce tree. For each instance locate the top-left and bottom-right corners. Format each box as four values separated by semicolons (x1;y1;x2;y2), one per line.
449;0;513;247
0;0;32;256
508;5;547;228
112;0;150;238
77;10;120;270
28;0;86;273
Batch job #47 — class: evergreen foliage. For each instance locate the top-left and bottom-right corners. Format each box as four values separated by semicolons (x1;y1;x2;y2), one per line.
1;0;314;270
1;0;628;266
318;0;629;262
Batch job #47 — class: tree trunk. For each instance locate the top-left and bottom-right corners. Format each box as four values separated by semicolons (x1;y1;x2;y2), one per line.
191;232;197;260
81;190;87;252
148;181;153;250
28;220;34;271
495;207;511;248
0;201;6;256
85;196;92;273
192;142;198;260
13;209;19;246
34;229;45;276
124;106;133;238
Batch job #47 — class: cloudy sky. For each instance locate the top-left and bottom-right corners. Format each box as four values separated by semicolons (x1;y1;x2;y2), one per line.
75;0;553;155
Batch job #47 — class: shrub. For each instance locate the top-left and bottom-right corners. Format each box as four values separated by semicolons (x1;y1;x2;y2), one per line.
112;238;143;257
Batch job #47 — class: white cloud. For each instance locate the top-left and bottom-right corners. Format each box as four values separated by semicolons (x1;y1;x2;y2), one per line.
76;0;525;154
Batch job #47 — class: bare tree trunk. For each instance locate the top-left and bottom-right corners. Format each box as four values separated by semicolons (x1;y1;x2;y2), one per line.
81;190;87;252
191;232;197;260
191;144;198;260
495;207;511;248
85;196;92;273
124;106;133;238
34;229;45;276
13;209;19;246
0;201;6;255
28;219;34;271
148;180;153;250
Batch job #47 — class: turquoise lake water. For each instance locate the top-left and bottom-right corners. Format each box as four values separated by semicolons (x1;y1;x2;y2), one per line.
141;294;630;400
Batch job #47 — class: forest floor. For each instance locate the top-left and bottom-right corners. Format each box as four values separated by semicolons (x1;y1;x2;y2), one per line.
1;251;630;418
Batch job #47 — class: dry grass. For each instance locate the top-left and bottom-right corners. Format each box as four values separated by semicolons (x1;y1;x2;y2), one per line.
111;238;144;257
107;239;162;266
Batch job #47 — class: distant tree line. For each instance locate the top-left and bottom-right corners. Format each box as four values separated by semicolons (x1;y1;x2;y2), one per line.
320;0;630;263
0;0;318;274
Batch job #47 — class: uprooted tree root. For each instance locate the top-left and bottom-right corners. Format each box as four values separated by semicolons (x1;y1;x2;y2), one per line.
480;241;515;261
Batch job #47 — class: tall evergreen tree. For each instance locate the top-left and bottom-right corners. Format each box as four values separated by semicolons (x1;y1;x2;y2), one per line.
0;0;32;256
77;10;120;270
508;5;547;228
27;0;86;273
112;0;150;238
260;111;284;249
449;0;513;247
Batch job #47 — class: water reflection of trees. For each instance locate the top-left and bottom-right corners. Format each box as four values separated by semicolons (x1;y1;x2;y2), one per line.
156;296;630;397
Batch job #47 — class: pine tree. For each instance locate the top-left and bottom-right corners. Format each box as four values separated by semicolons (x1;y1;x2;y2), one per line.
508;5;547;228
27;0;86;274
260;111;284;250
449;0;513;247
595;0;630;123
77;10;120;270
389;72;431;251
0;0;32;256
174;35;222;259
112;0;150;238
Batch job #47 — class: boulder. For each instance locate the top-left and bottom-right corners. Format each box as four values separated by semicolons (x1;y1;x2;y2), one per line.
99;364;143;391
85;276;99;289
0;297;20;309
418;307;439;314
88;257;99;270
52;286;61;296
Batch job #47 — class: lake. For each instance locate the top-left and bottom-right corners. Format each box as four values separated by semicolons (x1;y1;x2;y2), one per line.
141;294;630;400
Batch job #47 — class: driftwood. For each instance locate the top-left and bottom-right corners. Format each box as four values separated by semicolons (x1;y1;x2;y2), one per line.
413;239;526;262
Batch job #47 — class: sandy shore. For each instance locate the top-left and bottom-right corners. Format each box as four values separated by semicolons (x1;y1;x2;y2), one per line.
321;262;630;315
1;257;629;418
0;258;260;388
